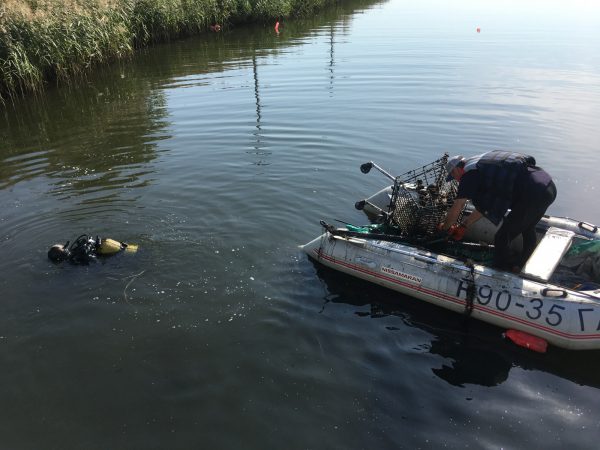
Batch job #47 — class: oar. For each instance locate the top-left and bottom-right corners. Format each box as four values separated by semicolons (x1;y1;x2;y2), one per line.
320;220;404;242
320;221;494;250
320;221;434;245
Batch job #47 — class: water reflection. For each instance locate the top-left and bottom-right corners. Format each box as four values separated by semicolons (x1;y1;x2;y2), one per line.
0;76;167;214
0;0;372;197
312;261;600;389
328;23;336;96
429;333;511;387
251;54;269;166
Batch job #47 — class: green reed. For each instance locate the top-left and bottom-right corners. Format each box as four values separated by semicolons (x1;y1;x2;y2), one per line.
0;0;339;102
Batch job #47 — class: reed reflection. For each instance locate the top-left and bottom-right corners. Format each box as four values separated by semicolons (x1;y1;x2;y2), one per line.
0;0;372;196
0;75;167;207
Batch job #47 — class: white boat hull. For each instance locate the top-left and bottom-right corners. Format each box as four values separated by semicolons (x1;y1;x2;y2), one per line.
303;225;600;351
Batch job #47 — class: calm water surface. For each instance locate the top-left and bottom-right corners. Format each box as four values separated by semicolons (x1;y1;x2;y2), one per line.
1;0;600;448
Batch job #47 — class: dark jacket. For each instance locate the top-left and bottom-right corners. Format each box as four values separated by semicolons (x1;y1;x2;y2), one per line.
464;150;534;225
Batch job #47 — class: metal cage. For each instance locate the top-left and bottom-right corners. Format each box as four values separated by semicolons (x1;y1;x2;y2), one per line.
386;154;461;237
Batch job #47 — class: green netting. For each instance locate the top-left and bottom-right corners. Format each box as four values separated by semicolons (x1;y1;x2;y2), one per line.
566;239;600;256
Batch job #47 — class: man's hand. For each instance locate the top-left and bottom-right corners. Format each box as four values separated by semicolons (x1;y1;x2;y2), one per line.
448;223;467;241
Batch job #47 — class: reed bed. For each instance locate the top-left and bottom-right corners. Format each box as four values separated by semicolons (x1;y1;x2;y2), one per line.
0;0;335;102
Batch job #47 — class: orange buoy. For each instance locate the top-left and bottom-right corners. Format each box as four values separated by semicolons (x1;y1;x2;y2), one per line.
476;27;481;33
504;329;548;353
275;21;280;33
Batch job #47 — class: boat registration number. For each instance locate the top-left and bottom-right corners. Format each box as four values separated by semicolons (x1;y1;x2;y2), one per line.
456;280;600;332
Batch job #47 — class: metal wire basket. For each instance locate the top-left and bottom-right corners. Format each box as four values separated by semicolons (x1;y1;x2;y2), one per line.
387;154;461;237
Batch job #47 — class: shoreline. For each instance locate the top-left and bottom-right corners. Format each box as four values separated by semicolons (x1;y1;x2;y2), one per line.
0;0;340;103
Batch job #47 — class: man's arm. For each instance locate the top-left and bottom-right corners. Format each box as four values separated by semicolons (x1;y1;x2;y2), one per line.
439;198;468;230
463;209;483;228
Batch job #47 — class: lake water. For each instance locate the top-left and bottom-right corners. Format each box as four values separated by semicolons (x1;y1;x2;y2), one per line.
1;0;600;448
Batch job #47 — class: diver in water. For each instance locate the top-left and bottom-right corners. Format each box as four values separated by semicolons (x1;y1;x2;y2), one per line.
48;235;137;265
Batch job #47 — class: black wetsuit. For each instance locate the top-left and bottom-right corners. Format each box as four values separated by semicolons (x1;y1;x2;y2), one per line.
66;236;99;265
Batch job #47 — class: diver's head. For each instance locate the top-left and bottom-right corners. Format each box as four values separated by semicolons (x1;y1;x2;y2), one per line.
48;244;71;262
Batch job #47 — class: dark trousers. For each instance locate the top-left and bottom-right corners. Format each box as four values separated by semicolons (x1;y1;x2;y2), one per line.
494;180;557;269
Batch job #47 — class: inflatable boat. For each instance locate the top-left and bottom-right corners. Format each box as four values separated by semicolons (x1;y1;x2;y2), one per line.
302;157;600;351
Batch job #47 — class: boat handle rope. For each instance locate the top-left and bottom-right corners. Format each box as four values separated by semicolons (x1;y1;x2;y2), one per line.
464;259;477;316
541;288;568;298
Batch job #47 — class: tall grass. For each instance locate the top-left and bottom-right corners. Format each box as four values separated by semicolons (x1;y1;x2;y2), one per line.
0;0;339;102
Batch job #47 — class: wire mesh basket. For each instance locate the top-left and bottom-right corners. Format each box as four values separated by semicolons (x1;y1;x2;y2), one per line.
386;154;461;237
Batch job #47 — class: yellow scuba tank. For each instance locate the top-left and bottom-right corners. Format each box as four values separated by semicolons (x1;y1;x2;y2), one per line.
97;238;122;255
97;238;138;255
123;242;138;253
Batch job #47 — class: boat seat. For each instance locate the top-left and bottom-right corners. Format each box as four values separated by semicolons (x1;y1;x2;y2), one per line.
521;227;575;281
